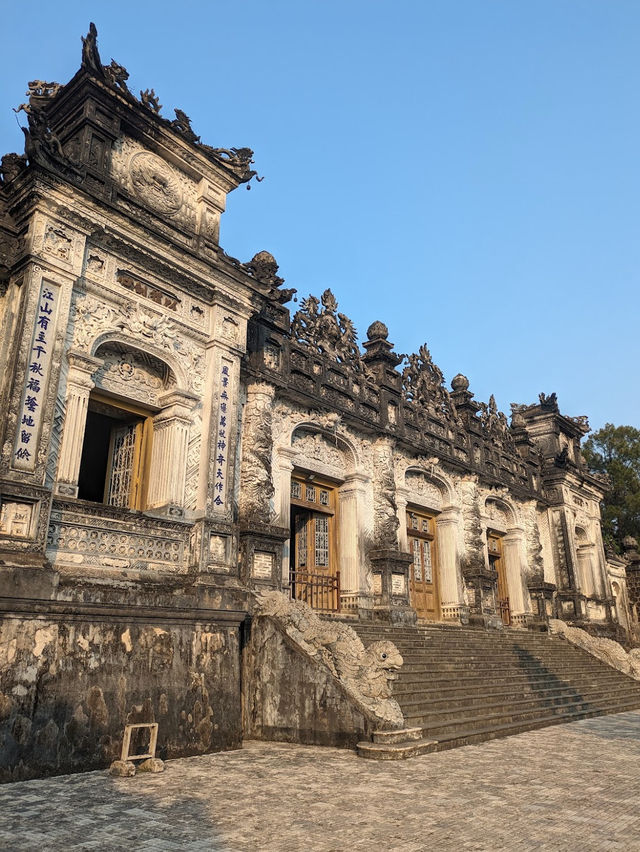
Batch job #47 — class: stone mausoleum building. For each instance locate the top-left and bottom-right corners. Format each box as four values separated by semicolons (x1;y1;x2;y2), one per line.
1;26;636;779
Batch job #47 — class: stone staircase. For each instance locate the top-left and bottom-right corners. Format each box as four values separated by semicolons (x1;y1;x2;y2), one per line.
352;623;640;759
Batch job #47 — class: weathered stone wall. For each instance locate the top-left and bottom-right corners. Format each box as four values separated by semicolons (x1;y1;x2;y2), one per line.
243;618;380;748
0;614;241;782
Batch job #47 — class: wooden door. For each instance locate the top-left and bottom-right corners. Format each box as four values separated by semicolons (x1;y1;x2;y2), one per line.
407;510;440;620
488;532;510;625
290;477;339;611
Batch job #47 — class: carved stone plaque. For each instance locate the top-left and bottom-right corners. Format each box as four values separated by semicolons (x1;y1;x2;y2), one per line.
0;501;33;537
391;574;406;596
252;551;274;580
129;152;182;215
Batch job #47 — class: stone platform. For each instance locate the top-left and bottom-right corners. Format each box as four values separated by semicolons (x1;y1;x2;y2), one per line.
2;710;640;851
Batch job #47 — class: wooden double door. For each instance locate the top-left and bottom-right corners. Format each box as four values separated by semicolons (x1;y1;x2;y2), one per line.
488;532;511;625
408;509;440;621
289;476;339;611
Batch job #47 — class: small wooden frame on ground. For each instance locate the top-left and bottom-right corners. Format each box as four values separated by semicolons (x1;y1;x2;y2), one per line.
108;722;164;777
121;722;158;762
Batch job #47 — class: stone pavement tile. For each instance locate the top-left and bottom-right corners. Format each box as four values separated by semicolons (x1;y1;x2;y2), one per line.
2;711;640;851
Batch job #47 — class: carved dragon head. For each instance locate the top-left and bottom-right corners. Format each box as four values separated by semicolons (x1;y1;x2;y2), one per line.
362;640;403;680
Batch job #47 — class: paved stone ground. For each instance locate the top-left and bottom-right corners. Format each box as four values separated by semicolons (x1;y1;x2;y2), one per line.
2;711;640;851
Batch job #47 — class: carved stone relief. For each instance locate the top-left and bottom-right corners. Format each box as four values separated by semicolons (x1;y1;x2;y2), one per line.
31;217;83;270
70;293;204;393
485;498;511;528
405;471;443;510
129;152;182;215
93;343;175;406
239;383;275;522
291;429;345;471
47;519;184;571
372;439;399;547
111;137;197;231
184;407;202;511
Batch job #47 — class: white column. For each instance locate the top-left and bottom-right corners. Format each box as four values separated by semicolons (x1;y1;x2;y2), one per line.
146;390;197;513
55;351;102;497
338;472;369;594
503;527;528;619
396;487;409;552
436;506;464;619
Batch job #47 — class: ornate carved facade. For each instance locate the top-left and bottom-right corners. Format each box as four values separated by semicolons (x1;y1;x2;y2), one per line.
0;26;630;779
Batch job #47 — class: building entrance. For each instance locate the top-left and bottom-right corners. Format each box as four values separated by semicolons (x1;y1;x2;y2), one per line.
407;509;440;620
488;532;511;625
290;476;339;611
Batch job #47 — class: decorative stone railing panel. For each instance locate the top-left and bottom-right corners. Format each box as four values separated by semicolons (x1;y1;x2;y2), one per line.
47;499;189;573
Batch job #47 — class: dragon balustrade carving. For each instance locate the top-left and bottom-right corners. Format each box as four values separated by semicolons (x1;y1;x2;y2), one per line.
254;590;405;728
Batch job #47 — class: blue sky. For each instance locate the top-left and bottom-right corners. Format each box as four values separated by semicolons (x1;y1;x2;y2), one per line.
1;1;639;433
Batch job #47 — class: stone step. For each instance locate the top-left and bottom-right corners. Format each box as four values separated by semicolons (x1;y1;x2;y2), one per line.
397;661;623;680
355;737;438;760
394;682;640;713
349;621;640;758
372;727;423;744
397;661;611;678
406;696;640;738
419;700;640;753
398;684;640;723
394;673;629;699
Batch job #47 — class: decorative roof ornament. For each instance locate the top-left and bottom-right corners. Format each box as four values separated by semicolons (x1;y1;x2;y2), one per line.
291;289;363;368
566;414;590;432
81;22;103;76
15;99;83;180
246;251;296;304
479;394;515;448
538;392;558;411
171;109;200;143
78;24;265;189
199;145;264;188
140;88;162;114
103;60;130;94
401;344;457;421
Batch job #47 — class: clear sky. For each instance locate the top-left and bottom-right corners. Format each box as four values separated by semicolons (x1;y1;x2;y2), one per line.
1;1;638;433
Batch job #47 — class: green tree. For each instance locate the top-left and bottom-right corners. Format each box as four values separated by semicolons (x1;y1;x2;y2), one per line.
582;423;640;551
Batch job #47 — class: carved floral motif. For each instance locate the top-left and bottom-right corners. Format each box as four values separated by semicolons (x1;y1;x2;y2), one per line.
291;429;345;471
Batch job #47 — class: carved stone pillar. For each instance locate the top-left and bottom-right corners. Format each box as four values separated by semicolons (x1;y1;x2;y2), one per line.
274;447;296;583
369;548;416;625
396;486;409;553
502;528;528;626
55;351;102;497
238;382;275;524
146;390;197;516
436;507;466;622
338;472;369;611
372;437;399;548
